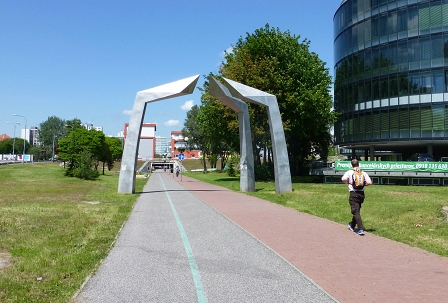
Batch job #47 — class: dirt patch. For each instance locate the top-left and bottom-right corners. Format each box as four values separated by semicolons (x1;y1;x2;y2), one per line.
0;250;12;270
442;206;448;222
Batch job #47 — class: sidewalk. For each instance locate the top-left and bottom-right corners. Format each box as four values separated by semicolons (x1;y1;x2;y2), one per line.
178;174;448;303
73;172;337;303
74;171;448;303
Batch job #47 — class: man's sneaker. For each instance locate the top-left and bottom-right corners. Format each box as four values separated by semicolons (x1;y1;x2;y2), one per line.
357;229;365;236
347;223;354;232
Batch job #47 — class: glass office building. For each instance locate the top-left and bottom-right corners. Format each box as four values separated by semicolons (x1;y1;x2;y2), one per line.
334;0;448;160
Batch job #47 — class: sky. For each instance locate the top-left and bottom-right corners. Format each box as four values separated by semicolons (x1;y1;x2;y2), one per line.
0;0;341;139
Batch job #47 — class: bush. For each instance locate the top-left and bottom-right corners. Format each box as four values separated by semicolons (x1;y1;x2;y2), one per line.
254;163;272;181
72;151;99;180
226;157;237;177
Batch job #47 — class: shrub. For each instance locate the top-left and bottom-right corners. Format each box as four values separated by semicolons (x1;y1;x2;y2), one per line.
72;151;99;180
227;157;237;177
254;163;272;181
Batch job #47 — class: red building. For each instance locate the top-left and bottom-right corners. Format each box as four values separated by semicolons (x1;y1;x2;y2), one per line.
170;131;201;159
0;134;11;141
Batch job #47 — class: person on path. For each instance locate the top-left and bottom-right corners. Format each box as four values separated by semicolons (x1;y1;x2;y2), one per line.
341;159;372;236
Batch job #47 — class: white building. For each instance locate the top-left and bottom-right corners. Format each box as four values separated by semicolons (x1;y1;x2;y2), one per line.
155;136;171;156
83;123;103;132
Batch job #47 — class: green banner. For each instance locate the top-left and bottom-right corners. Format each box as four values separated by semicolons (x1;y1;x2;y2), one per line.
335;161;448;173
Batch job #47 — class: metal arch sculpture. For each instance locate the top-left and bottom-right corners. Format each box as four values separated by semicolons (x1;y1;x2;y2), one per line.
221;78;292;194
208;77;255;192
118;75;200;194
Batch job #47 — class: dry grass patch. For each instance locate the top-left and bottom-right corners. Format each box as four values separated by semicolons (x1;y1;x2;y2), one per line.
0;250;12;270
442;206;448;221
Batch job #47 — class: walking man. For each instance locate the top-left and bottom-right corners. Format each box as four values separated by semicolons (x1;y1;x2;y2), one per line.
341;159;372;236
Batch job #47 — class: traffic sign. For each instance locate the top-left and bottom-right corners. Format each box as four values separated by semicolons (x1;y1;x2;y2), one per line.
178;153;185;160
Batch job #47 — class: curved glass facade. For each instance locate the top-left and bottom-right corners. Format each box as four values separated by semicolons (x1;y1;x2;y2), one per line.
334;0;448;159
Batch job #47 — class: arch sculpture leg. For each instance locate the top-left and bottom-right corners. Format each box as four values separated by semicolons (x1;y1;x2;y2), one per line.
221;78;292;194
209;77;255;192
118;75;199;193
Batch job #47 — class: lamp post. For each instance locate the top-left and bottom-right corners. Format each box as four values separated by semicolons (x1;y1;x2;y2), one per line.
13;114;27;163
52;132;56;161
6;122;20;160
65;125;74;169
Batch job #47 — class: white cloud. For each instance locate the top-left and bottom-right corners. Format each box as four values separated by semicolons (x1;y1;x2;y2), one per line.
220;46;233;58
217;46;233;68
164;119;180;126
181;100;194;111
122;109;132;116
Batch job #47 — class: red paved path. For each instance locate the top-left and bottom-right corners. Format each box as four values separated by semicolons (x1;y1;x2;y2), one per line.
175;175;448;303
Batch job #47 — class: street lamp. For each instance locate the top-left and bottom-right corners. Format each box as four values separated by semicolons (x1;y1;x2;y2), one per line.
13;114;27;162
6;122;20;160
64;125;75;168
52;132;57;161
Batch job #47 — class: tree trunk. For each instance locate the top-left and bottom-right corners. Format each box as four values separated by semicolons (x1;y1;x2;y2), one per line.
202;153;207;172
263;145;267;164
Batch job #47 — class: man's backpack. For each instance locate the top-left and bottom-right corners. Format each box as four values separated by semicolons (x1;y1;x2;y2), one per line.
352;168;365;190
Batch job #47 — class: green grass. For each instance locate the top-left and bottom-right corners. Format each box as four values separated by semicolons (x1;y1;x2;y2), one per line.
181;159;225;171
0;163;146;303
2;163;447;302
184;171;448;257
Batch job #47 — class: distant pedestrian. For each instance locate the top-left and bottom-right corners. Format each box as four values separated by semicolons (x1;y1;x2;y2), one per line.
341;159;372;236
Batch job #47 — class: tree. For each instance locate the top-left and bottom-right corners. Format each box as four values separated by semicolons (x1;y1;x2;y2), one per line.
65;118;82;130
0;139;13;154
218;24;337;176
38;116;68;159
39;116;66;147
27;145;40;160
57;128;105;179
182;105;209;172
197;85;239;170
98;137;123;174
72;150;99;180
0;138;30;155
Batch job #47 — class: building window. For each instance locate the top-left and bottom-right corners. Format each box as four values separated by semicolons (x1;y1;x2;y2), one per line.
409;72;420;95
390;74;399;97
409;107;421;138
432;104;445;137
390;109;400;138
433;70;445;98
399;108;410;138
380;76;389;99
381;110;390;139
421;107;432;138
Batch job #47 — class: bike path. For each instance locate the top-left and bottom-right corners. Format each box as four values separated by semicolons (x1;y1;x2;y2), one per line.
73;171;337;303
178;174;448;303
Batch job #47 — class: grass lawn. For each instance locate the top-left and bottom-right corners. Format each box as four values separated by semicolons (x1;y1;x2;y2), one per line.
2;162;447;302
0;163;146;303
184;171;448;258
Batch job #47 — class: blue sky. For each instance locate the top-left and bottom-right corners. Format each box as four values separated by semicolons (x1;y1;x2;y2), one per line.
0;0;340;139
